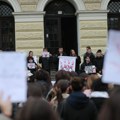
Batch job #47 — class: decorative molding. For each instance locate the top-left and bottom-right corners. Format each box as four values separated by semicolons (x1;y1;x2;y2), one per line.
36;0;85;11
2;0;22;12
101;0;110;10
13;12;45;22
76;10;109;20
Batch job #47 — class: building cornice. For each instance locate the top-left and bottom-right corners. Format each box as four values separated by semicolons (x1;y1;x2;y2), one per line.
13;12;45;22
76;10;109;20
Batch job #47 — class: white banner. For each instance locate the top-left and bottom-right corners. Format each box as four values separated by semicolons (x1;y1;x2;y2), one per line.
103;30;120;85
58;56;76;72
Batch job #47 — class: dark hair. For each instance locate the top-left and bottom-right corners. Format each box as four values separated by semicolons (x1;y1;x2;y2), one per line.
79;73;89;80
91;78;108;91
71;77;85;91
86;46;91;49
16;97;58;120
57;80;70;93
98;88;120;120
35;69;51;85
55;70;70;83
69;71;78;79
29;51;33;55
56;80;70;103
97;49;102;53
27;83;42;98
70;49;77;56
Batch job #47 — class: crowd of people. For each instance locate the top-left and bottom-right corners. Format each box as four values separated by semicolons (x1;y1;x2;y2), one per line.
0;69;120;120
0;46;120;120
27;46;104;75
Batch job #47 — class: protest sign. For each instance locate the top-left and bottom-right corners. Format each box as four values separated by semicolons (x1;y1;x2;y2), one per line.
103;30;120;85
85;65;96;74
58;56;76;72
27;63;36;69
0;52;27;102
42;52;50;58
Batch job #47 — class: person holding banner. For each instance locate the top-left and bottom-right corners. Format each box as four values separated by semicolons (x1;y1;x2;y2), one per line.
70;49;81;74
57;47;66;56
55;47;67;70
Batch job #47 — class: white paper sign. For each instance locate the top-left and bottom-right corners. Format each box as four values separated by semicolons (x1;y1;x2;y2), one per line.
103;30;120;85
27;63;36;69
85;65;96;74
42;52;50;58
0;52;27;102
58;56;76;72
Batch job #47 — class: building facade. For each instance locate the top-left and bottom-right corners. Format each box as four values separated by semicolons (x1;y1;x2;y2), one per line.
0;0;118;56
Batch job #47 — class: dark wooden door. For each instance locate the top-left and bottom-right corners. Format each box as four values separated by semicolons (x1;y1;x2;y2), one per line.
44;16;61;54
44;0;77;55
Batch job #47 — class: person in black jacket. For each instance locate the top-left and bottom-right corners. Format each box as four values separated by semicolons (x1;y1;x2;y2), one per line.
83;46;95;65
39;48;51;73
70;49;81;74
95;50;104;74
61;77;97;120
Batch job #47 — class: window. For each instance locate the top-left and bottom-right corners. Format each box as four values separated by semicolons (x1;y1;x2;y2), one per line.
108;0;120;30
0;1;15;51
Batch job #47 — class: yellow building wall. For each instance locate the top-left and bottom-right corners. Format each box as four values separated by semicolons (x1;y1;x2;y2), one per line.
18;0;38;11
83;0;102;10
80;20;107;55
15;22;44;55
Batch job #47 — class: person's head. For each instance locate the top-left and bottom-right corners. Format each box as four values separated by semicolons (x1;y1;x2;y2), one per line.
96;49;103;58
29;51;33;57
28;57;34;63
69;71;78;80
27;83;42;98
91;78;108;92
58;47;63;54
55;70;70;83
43;48;48;52
70;49;76;56
55;80;70;103
86;74;100;89
85;56;91;63
79;73;89;81
86;46;91;53
98;87;120;120
71;77;85;92
56;80;70;94
35;69;51;85
16;97;58;120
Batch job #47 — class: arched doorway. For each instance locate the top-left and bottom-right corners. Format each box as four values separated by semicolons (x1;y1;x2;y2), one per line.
0;1;15;51
107;0;120;30
44;0;77;55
